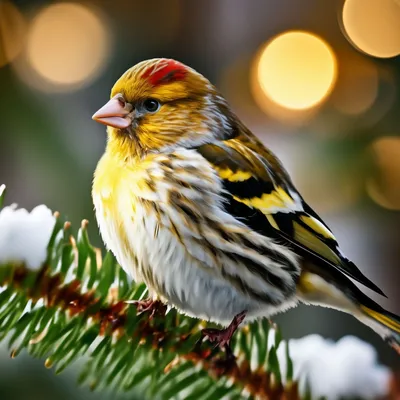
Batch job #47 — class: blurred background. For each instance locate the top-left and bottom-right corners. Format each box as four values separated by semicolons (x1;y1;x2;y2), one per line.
0;0;399;398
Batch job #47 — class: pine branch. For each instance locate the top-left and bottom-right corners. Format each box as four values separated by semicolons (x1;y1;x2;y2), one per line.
0;202;300;399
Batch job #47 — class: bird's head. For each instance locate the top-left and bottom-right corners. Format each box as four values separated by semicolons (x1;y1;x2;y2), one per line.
93;58;234;158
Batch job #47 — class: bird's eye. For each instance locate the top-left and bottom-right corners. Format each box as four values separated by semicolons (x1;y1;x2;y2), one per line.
143;99;161;113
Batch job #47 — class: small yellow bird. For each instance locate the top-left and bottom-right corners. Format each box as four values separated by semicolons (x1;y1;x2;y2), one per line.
92;58;399;353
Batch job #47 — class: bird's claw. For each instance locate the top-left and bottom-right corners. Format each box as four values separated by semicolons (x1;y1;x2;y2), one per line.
130;298;165;318
201;310;247;356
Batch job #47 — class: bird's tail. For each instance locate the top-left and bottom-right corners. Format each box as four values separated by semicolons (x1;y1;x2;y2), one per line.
358;304;400;353
297;271;400;354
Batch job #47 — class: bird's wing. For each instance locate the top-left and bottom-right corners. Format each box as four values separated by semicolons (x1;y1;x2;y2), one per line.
197;139;385;296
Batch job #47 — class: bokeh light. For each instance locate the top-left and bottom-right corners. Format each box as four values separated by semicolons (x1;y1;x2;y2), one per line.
0;1;26;68
253;31;337;110
331;52;378;116
342;0;400;58
25;3;110;90
367;137;400;210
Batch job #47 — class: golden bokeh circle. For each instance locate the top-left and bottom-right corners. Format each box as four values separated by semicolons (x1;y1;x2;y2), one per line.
254;31;337;110
342;0;400;58
26;3;109;88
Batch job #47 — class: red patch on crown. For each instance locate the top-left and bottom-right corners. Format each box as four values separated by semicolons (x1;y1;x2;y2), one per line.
143;59;187;86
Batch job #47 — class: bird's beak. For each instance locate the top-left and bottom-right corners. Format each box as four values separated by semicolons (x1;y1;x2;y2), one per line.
92;95;133;129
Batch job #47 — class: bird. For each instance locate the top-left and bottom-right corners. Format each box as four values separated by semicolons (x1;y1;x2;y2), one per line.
92;58;400;354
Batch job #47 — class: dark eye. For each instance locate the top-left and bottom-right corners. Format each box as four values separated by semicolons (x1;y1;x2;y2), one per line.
143;99;160;113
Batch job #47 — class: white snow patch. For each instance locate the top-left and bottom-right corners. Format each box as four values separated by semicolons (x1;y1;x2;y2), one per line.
274;334;390;400
0;204;55;270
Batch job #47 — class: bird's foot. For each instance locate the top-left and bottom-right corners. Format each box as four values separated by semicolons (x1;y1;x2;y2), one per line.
130;298;165;318
201;310;247;353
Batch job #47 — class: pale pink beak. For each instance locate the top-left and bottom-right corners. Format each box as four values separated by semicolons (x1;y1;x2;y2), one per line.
92;95;133;129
